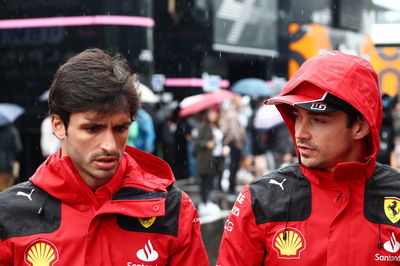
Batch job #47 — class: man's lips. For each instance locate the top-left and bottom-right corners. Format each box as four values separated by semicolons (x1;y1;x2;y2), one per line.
94;157;118;170
297;144;315;156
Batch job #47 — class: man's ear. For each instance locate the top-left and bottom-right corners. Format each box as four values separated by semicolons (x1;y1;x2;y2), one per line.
353;118;370;140
51;114;66;140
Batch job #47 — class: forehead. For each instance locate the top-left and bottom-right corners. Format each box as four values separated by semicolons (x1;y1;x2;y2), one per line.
71;110;131;123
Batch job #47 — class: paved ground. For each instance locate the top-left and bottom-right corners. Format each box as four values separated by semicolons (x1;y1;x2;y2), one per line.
176;178;239;265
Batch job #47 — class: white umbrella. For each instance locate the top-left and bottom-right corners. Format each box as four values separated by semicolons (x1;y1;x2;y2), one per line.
139;83;159;103
253;104;284;130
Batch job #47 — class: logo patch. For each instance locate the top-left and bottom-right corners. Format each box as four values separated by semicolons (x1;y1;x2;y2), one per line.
310;103;327;111
24;239;59;266
384;232;400;253
136;240;158;262
384;197;400;224
138;217;156;228
272;227;306;259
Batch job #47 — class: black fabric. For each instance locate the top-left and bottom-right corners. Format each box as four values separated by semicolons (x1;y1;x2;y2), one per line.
112;187;167;200
116;185;181;237
365;163;400;227
250;163;311;225
0;181;61;240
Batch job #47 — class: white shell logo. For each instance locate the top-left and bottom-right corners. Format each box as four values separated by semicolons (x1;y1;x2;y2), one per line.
136;240;158;262
384;232;400;253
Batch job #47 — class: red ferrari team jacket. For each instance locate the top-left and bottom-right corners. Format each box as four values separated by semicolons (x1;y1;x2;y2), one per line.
218;52;400;265
0;146;209;265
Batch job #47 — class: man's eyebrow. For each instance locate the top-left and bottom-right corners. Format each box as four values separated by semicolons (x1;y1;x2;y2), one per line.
80;122;105;127
308;112;334;117
117;122;132;127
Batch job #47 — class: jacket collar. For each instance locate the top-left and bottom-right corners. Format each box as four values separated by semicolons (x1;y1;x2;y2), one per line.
300;155;376;185
29;146;175;210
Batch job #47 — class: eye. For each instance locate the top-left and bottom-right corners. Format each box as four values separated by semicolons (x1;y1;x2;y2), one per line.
85;126;101;133
312;118;326;124
115;125;129;133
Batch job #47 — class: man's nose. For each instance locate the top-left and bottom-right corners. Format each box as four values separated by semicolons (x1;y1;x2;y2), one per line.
295;121;311;140
100;130;118;154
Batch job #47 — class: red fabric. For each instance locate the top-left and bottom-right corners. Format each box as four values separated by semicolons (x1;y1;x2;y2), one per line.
0;146;208;265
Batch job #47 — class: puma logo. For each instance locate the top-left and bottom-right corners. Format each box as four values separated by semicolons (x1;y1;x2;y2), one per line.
17;189;35;201
269;179;286;191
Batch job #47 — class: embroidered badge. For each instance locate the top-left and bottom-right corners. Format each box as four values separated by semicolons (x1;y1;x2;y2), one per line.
272;227;306;259
384;197;400;224
138;217;156;228
24;239;59;266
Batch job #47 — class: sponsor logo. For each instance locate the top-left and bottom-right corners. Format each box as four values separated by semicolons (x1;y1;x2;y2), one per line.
138;217;156;228
17;189;35;201
310;103;327;111
236;193;245;204
136;240;158;262
375;232;400;262
384;232;400;253
24;239;59;266
272;227;306;259
269;179;286;191
224;219;234;232
231;205;240;217
384;197;400;224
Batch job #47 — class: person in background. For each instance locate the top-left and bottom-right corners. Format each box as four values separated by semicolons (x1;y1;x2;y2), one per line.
127;108;156;154
195;106;226;216
376;93;396;166
218;51;400;265
0;124;22;191
220;94;246;194
0;48;209;265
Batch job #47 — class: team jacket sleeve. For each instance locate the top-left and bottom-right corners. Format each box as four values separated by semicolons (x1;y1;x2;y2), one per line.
217;185;266;266
168;192;209;265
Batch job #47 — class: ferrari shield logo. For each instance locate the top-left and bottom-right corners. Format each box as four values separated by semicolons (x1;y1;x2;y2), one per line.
384;197;400;224
138;217;156;228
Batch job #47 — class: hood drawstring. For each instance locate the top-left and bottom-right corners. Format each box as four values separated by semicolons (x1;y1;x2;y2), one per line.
38;194;49;216
371;177;382;249
283;177;300;240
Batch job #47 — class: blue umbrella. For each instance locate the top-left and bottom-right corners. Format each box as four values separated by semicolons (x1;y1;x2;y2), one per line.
230;78;282;97
0;103;25;126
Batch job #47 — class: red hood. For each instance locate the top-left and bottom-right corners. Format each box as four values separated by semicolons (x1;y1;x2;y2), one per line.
273;51;382;173
29;146;175;206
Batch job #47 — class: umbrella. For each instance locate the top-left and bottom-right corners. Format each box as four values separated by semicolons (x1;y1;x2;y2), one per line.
179;89;234;117
231;78;284;97
39;90;49;101
253;104;284;130
139;83;159;103
0;103;25;126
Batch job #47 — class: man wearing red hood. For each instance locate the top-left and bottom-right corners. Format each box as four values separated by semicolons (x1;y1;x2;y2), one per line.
0;48;209;265
217;51;400;265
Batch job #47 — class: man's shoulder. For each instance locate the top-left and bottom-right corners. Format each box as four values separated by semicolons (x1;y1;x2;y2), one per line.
248;163;311;225
372;163;400;184
0;181;61;241
365;163;400;227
